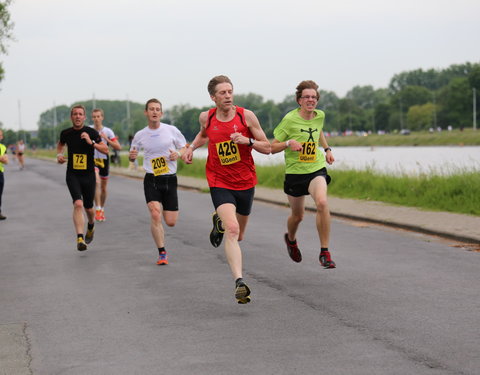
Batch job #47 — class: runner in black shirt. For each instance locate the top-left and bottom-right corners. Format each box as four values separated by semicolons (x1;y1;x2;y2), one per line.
57;105;109;251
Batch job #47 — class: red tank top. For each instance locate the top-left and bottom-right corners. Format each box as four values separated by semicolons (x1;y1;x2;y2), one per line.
205;107;257;190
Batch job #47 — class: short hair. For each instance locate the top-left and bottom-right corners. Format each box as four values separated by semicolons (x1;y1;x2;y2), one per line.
145;98;162;111
295;80;320;103
207;75;233;96
70;105;86;116
92;108;104;116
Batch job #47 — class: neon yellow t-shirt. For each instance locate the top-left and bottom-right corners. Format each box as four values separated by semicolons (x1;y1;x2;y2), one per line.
0;144;6;173
273;108;326;174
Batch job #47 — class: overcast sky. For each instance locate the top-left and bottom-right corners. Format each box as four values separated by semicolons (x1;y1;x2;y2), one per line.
0;0;479;131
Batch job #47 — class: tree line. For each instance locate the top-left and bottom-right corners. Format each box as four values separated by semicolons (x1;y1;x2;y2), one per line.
3;61;479;148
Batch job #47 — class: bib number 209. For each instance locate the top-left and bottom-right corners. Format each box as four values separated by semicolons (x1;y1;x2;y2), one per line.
151;156;169;176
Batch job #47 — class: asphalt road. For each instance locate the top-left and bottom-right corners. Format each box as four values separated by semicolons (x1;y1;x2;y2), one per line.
1;158;479;375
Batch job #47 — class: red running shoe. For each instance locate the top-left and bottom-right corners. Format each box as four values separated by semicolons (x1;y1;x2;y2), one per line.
319;250;336;269
284;233;302;263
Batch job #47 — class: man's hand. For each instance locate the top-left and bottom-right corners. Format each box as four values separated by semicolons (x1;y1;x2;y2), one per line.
129;147;138;161
81;132;93;145
57;154;66;164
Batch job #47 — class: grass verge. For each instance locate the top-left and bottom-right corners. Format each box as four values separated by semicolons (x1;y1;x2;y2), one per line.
27;150;480;216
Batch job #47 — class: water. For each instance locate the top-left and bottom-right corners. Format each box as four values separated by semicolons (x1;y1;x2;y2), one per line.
192;146;480;176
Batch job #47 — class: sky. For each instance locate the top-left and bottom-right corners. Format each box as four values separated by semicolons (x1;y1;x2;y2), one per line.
0;0;479;131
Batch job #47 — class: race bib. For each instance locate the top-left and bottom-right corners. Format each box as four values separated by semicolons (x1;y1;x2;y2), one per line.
299;142;317;163
94;158;105;168
73;154;87;170
151;156;169;176
216;140;241;166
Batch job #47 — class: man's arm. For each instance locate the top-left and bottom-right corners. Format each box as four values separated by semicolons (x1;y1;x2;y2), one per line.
319;131;334;165
105;137;122;151
243;109;271;155
0;148;8;164
181;111;209;164
56;141;66;164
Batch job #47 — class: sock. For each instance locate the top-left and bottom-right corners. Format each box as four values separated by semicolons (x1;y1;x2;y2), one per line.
96;206;101;211
77;234;84;240
88;223;94;231
158;247;165;255
321;247;329;253
235;278;243;286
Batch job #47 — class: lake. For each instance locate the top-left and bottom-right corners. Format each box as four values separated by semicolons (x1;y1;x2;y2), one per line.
192;146;480;176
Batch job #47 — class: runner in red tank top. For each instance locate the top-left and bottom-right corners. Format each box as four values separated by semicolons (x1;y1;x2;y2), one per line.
183;75;271;304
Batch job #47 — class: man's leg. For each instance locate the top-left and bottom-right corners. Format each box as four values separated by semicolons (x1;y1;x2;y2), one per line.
147;201;165;248
85;207;95;226
163;210;179;228
286;195;305;242
236;213;249;242
100;178;108;208
73;199;85;235
217;203;243;280
94;169;101;209
308;176;330;248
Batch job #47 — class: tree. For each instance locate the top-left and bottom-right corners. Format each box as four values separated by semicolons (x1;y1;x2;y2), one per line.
407;103;437;131
436;77;472;128
0;0;14;84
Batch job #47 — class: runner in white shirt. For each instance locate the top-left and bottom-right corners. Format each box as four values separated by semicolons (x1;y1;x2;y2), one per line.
91;108;122;222
128;98;188;265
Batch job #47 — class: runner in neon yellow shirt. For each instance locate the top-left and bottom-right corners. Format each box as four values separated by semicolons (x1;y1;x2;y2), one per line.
272;80;336;268
0;130;9;220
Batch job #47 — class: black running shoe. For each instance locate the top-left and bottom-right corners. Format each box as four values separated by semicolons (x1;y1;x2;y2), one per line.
209;212;224;248
235;279;251;304
284;233;302;263
77;237;87;251
85;227;95;244
319;250;336;269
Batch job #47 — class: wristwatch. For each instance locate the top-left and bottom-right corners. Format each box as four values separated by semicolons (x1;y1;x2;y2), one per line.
248;138;255;147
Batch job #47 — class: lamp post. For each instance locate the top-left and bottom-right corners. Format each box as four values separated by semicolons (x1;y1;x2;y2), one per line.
473;88;477;131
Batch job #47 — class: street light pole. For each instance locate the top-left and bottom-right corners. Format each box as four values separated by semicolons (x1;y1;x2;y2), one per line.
474;88;477;131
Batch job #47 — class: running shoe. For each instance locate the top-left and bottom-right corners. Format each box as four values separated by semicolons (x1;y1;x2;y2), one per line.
99;210;106;222
209;212;225;248
157;251;168;265
85;227;95;244
235;279;251;304
95;209;102;222
284;233;302;263
319;250;336;269
0;212;6;220
77;237;87;251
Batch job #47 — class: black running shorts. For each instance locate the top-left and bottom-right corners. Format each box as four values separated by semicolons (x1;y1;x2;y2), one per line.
284;167;331;197
209;187;255;216
94;157;110;179
143;173;178;211
65;171;96;208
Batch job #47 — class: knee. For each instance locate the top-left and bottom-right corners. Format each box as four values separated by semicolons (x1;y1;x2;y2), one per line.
291;213;304;225
73;200;84;210
149;208;162;223
316;198;329;213
164;218;176;227
224;221;240;239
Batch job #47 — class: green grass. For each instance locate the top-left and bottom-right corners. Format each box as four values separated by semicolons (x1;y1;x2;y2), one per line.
27;149;480;216
328;128;480;147
177;157;480;216
327;169;480;216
